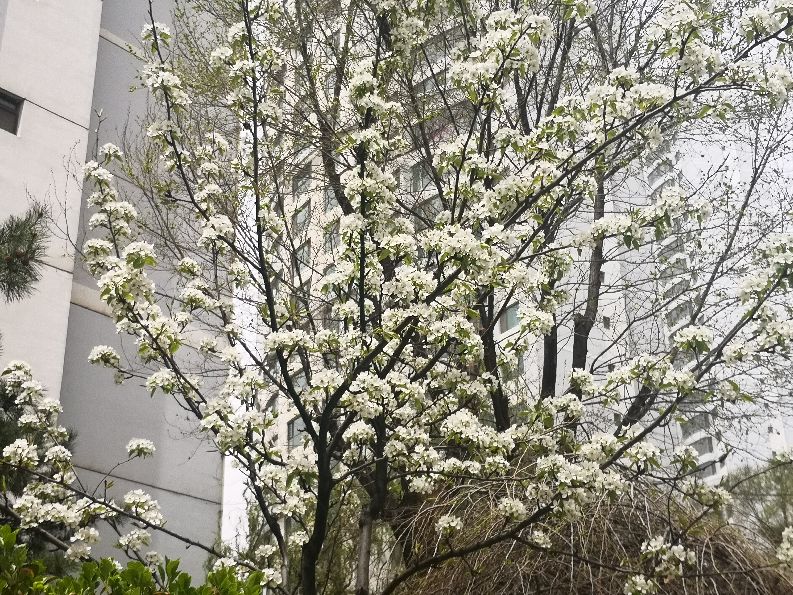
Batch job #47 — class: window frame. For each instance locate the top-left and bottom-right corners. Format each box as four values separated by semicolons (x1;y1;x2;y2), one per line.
499;303;520;334
410;162;432;193
324;185;339;212
292;163;312;196
287;415;307;450
292;200;311;236
0;88;23;135
293;239;312;279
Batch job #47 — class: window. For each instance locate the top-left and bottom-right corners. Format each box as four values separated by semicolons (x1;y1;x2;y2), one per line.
608;363;616;372
292;201;311;235
648;159;674;187
499;303;519;334
329;28;342;50
663;279;690;301
289;282;311;325
287;416;306;450
410;163;432;193
321;302;340;333
690;436;713;456
414;70;448;95
603;316;611;329
680;411;710;439
293;240;311;278
324;221;339;254
666;301;694;327
271;272;283;296
0;89;23;135
696;462;717;479
501;354;525;382
292;164;312;196
658;237;685;263
324;71;337;98
324;186;339;211
599;271;606;284
413;195;443;231
292;371;308;394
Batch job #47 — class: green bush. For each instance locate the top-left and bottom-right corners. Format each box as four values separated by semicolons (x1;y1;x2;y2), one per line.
0;525;264;595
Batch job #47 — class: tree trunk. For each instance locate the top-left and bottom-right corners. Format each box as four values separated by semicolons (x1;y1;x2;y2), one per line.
541;321;558;399
355;507;373;595
482;293;510;430
570;174;606;379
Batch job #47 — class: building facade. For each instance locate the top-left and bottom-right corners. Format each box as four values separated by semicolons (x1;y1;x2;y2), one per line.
0;0;221;575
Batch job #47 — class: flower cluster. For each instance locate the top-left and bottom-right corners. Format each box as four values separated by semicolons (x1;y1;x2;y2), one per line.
435;514;464;535
126;439;156;458
640;536;696;581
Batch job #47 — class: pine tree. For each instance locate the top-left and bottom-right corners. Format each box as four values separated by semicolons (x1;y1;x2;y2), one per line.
0;203;48;304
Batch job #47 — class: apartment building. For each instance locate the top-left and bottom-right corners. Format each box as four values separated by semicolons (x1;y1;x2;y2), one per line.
618;141;793;484
0;0;221;575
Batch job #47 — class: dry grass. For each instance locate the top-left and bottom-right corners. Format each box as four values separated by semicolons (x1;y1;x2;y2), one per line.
394;489;793;594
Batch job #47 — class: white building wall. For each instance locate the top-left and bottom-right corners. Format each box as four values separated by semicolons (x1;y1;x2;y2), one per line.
0;0;222;576
0;0;102;396
57;0;223;576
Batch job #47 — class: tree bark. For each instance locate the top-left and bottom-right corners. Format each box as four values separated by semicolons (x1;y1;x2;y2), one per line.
355;507;374;595
541;320;558;399
482;293;511;430
570;174;606;380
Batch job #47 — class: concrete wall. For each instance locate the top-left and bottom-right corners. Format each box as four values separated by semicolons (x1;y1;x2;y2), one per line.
0;0;102;396
59;306;222;575
55;0;222;576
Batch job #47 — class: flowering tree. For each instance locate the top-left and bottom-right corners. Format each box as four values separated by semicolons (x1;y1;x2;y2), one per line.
6;0;793;592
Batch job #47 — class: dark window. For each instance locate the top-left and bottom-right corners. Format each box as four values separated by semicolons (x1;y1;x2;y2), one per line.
696;462;717;479
499;303;519;333
666;300;694;327
321;302;340;333
414;70;448;95
648;159;674;187
663;279;691;301
608;363;616;372
413;195;443;231
292;164;312;196
658;237;685;263
324;221;339;254
599;271;606;284
270;273;282;296
293;240;311;278
289;282;311;327
292;371;308;394
411;163;432;193
690;436;713;456
324;71;337;97
287;416;307;450
680;412;710;440
0;89;23;135
324;186;338;211
603;316;611;329
330;28;342;50
292;200;311;235
501;354;525;382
